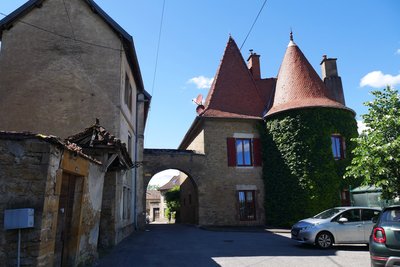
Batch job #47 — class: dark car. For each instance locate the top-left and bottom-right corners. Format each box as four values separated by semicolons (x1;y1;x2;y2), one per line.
370;205;400;267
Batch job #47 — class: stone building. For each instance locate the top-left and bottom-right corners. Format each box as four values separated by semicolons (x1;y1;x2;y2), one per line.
177;34;357;226
0;132;105;266
145;190;161;222
178;37;270;226
0;0;150;246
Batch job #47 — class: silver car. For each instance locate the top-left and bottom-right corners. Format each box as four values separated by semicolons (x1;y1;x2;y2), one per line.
291;206;381;248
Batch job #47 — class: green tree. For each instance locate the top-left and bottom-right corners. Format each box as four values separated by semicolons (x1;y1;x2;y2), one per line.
165;186;180;221
346;86;400;199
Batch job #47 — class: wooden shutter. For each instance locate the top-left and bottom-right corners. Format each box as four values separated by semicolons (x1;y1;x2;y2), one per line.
227;138;236;166
253;138;262;166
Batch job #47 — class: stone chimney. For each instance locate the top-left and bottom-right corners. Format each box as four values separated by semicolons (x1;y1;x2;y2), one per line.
247;49;261;80
320;55;345;105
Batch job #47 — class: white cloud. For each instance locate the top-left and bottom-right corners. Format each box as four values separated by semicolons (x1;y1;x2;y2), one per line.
357;120;369;134
148;169;180;186
396;49;400;55
360;71;400;88
188;76;214;89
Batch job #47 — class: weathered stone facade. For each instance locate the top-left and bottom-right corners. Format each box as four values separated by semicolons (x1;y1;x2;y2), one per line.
0;0;150;249
0;133;105;267
180;118;265;226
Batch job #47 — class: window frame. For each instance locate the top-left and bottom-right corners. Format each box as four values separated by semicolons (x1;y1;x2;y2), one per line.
235;138;253;166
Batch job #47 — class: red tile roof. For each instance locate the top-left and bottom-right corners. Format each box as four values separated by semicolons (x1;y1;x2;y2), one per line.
265;41;354;117
201;37;274;119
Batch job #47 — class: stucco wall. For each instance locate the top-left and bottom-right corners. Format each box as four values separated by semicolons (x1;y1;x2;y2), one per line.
186;129;205;154
0;0;123;138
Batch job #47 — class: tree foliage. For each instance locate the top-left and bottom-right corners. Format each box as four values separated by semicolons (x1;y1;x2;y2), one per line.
345;86;400;199
165;186;180;214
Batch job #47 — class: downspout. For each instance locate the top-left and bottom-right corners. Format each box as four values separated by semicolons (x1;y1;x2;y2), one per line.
134;92;146;229
134;95;139;230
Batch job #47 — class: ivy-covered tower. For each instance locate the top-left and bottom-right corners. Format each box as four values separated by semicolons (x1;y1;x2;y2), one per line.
263;34;359;226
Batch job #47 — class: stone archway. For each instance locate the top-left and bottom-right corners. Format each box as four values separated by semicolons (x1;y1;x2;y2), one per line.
142;149;205;225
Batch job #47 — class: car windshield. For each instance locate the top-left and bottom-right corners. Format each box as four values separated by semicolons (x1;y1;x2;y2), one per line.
381;208;400;223
313;208;346;219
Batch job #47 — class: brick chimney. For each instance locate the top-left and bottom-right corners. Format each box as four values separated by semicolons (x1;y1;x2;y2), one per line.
320;55;345;105
247;49;261;80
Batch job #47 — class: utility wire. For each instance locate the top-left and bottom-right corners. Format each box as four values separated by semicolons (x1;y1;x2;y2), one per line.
239;0;268;50
0;11;122;52
150;0;166;97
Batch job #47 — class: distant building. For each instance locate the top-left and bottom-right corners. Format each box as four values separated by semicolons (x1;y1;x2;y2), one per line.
146;190;161;222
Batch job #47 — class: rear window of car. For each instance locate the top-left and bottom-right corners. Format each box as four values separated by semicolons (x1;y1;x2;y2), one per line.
381;208;400;223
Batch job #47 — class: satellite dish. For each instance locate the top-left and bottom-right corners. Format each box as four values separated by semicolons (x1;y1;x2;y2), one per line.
193;94;203;105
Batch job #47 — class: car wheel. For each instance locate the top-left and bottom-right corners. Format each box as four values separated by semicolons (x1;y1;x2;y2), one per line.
316;232;333;249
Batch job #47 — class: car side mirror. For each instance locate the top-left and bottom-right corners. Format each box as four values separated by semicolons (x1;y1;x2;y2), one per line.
338;217;348;223
372;216;378;223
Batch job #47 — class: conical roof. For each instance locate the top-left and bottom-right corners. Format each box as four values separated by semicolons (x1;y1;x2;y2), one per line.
201;37;268;119
265;37;353;117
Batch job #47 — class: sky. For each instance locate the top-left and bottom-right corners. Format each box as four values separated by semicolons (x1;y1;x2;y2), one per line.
1;0;399;185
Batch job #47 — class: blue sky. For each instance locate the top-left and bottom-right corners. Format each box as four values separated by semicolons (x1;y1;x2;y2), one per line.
1;0;399;152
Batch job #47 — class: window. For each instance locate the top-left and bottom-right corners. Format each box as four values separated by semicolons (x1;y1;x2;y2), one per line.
331;134;345;160
335;209;360;222
361;209;380;221
236;139;252;166
238;190;256;221
124;74;132;110
127;133;132;156
227;137;262;167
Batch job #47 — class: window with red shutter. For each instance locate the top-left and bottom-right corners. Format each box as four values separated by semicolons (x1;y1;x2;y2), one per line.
227;138;236;166
253;138;262;166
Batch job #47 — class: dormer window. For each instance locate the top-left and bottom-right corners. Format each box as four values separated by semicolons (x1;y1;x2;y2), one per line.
331;134;345;160
124;74;132;110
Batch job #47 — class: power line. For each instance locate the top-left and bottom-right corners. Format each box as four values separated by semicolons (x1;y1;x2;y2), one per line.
239;0;268;50
150;0;166;97
0;11;122;52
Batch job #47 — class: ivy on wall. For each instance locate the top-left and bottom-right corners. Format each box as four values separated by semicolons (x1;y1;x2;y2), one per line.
260;108;360;227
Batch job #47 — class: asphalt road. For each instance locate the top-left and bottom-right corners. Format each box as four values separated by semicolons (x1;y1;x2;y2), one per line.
94;224;370;267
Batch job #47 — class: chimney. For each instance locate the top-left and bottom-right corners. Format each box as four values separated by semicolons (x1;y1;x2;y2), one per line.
247;49;261;80
320;55;345;105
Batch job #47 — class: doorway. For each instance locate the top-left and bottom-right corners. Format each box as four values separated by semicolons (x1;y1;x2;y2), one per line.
54;173;83;267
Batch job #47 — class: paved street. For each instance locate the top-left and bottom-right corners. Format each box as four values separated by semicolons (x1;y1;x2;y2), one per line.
94;224;370;267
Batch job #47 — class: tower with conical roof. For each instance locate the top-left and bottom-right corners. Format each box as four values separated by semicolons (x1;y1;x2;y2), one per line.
262;33;359;226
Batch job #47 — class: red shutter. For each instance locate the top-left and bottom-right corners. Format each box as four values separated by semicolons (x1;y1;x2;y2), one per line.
227;138;236;166
253;138;262;166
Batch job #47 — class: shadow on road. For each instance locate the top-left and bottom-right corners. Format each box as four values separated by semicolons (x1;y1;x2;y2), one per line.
94;224;369;267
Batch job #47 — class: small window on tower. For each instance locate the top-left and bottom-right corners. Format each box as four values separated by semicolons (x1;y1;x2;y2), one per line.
331;134;345;160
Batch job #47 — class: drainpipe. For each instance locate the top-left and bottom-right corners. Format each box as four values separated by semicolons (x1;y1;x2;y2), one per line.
135;93;146;229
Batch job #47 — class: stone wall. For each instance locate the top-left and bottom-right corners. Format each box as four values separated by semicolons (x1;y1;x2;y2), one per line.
0;137;62;267
196;118;265;226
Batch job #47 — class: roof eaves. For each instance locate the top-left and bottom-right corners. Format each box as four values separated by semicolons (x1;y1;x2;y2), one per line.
0;0;44;38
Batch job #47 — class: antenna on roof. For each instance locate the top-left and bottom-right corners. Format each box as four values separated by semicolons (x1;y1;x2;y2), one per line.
193;94;205;115
290;28;293;41
193;94;203;106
